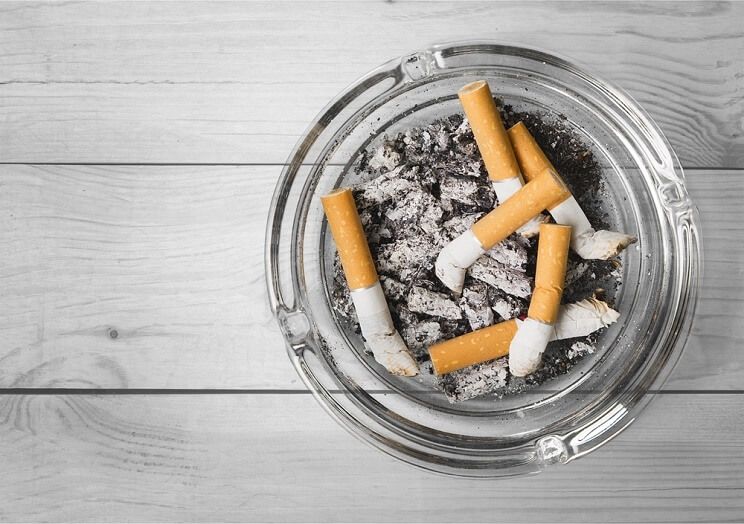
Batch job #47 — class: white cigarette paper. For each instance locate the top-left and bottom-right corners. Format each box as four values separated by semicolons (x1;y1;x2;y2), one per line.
490;177;523;201
549;196;637;259
505;299;620;341
508;318;554;378
550;297;620;340
435;229;485;295
351;284;419;376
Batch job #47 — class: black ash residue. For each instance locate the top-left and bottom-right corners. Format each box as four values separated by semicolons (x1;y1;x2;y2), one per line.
330;107;622;402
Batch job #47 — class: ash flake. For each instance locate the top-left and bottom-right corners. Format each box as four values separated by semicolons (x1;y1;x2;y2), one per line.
407;286;462;320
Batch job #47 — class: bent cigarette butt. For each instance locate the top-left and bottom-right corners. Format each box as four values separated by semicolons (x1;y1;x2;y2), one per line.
459;80;521;182
529;223;572;325
508;122;638;259
321;188;378;290
471;168;570;248
434;228;485;295
436;169;569;293
507;121;554;184
511;297;620;377
510;223;571;377
428;297;619;375
508;318;554;377
322;188;418;376
429;319;518;375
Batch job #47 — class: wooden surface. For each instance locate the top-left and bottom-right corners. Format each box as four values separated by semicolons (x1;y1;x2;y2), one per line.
2;394;744;522
0;1;742;522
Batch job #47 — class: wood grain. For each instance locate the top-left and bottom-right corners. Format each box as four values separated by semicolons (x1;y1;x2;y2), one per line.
0;393;742;522
0;164;741;390
0;164;295;389
0;1;742;165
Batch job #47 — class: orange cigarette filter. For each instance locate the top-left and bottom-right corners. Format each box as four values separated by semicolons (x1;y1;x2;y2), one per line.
507;121;557;184
459;80;521;182
320;188;378;290
470;168;571;248
528;223;572;324
429;319;519;375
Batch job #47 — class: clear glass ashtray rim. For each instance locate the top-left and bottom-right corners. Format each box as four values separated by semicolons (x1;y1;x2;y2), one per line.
266;41;702;477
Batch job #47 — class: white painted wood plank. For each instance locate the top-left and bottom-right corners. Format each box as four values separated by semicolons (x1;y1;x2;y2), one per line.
0;1;742;165
676;168;744;390
0;164;297;389
0;393;742;522
0;164;740;390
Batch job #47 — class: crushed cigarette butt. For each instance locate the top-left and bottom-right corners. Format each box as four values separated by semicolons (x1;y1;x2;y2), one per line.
508;121;637;259
509;224;572;377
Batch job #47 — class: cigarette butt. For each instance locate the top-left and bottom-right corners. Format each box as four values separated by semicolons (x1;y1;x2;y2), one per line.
321;188;378;290
459;81;522;182
528;223;572;324
322;188;417;376
429;297;619;376
507;121;555;184
509;123;638;259
471;168;570;249
510;224;571;377
429;319;518;375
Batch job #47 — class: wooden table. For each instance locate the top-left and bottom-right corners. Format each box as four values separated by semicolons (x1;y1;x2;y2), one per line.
1;2;742;521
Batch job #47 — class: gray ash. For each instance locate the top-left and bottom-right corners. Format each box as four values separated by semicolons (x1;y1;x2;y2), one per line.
438;358;509;403
331;107;621;401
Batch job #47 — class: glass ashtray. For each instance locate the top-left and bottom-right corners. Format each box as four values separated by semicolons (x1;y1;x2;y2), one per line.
266;42;701;477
